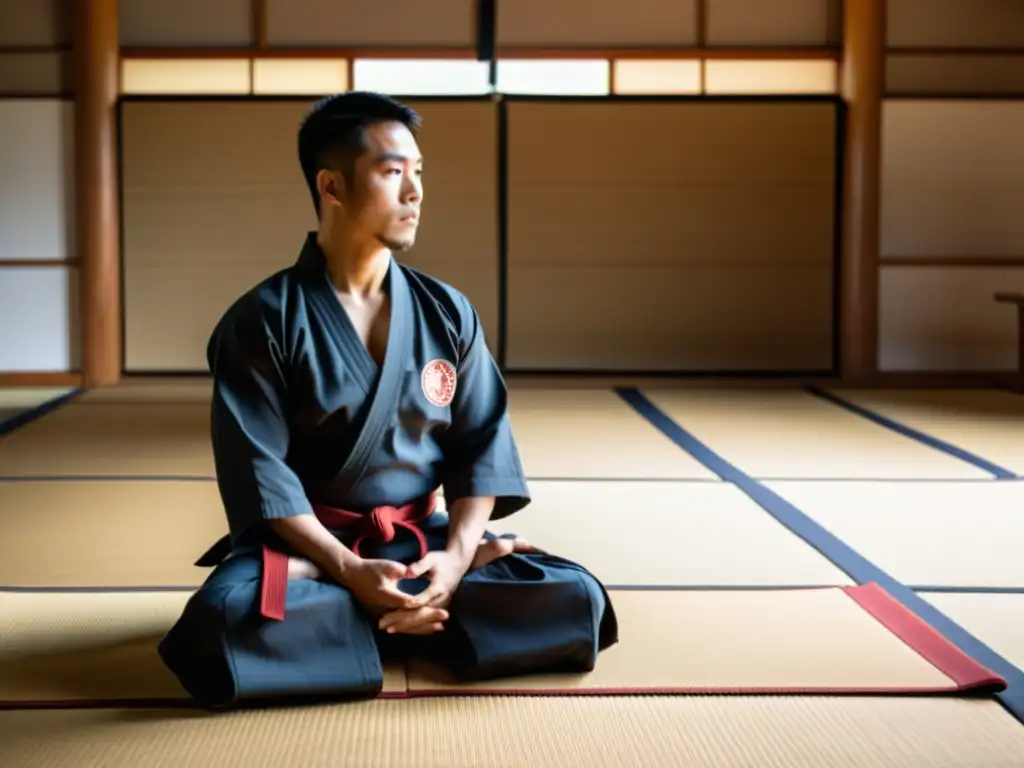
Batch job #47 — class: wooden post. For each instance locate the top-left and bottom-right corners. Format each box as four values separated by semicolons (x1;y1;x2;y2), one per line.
839;0;885;383
74;0;121;386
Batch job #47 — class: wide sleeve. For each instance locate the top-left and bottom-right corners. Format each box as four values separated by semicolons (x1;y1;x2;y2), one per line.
439;302;530;520
207;300;314;542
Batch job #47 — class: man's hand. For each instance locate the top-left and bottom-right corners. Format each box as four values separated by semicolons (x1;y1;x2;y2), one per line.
339;558;424;615
377;536;536;635
377;550;471;635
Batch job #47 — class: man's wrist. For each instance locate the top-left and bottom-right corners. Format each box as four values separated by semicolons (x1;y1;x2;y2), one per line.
444;537;477;569
328;547;362;584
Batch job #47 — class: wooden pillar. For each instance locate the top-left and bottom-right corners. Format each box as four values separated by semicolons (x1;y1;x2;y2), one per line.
74;0;121;386
839;0;885;383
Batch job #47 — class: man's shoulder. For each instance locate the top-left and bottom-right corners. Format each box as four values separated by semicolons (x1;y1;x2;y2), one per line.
399;263;479;339
208;266;299;356
221;266;298;325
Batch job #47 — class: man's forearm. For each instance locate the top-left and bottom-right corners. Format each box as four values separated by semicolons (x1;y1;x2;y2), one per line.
267;514;360;582
444;496;495;564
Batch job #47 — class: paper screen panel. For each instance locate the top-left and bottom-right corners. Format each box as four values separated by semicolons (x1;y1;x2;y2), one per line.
265;0;475;47
886;54;1024;96
881;101;1024;258
0;267;79;372
120;99;499;370
118;0;254;47
705;0;842;46
497;0;698;46
879;266;1024;371
887;0;1024;47
0;100;74;261
504;100;837;372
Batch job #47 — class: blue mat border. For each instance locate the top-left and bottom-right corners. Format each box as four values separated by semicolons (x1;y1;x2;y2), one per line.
806;386;1018;479
0;388;85;439
616;386;1024;725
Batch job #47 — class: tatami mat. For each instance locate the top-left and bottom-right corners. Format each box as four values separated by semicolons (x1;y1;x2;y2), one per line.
640;389;991;479
0;479;850;589
508;389;716;479
920;592;1024;671
0;481;226;587
76;378;213;404
0;590;407;706
3;697;1023;768
2;386;716;481
829;389;1024;476
0;388;71;431
408;585;997;695
765;480;1024;588
0;586;999;707
482;480;852;586
0;403;213;477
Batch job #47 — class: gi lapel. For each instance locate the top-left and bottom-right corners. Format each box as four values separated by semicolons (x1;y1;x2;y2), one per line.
329;259;413;491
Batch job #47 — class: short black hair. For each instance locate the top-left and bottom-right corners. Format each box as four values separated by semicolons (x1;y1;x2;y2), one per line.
297;91;422;214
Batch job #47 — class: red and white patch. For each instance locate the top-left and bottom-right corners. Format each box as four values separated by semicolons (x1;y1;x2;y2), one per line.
421;359;457;407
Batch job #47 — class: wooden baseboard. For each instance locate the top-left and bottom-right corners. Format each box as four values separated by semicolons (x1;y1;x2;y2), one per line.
0;372;84;387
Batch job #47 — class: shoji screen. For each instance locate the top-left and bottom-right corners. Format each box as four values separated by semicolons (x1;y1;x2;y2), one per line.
879;101;1024;371
120;98;499;370
503;98;838;372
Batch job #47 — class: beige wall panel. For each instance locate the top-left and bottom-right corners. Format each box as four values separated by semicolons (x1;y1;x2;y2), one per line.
265;0;475;47
886;55;1024;96
887;0;1024;47
121;99;498;370
505;100;836;371
0;52;72;95
497;0;698;46
706;0;842;46
119;0;254;47
879;267;1024;371
881;101;1024;257
0;0;69;47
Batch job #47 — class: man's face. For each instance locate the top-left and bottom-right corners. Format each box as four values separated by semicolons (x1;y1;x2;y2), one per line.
337;120;424;252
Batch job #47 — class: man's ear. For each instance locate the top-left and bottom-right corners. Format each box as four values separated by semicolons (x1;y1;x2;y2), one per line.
316;169;345;209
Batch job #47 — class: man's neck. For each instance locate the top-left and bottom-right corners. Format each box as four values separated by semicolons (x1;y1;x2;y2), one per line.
317;231;392;301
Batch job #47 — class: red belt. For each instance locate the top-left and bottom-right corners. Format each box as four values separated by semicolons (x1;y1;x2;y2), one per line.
260;493;436;621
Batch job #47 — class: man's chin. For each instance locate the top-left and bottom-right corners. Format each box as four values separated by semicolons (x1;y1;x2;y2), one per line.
379;235;416;252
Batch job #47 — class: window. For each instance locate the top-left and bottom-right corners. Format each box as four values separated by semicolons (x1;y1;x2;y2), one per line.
496;60;610;95
352;59;490;95
613;60;702;94
120;58;251;94
703;60;837;94
252;58;349;95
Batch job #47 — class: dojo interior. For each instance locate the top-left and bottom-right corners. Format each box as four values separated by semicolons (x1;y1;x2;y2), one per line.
2;0;1024;765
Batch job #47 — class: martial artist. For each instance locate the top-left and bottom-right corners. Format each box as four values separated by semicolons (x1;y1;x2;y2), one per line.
157;91;617;708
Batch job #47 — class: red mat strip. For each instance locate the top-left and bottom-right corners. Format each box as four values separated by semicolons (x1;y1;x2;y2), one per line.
841;583;1006;692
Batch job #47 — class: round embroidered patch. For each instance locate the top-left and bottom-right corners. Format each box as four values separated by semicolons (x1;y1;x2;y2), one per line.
421;359;457;407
